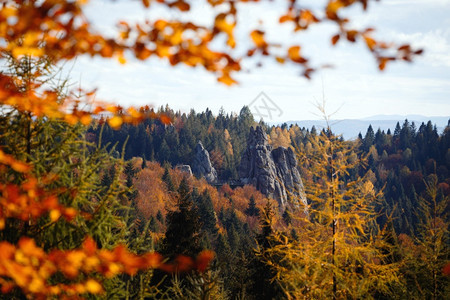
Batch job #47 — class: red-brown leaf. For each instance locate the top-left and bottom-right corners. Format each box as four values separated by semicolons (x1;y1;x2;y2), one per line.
332;34;340;45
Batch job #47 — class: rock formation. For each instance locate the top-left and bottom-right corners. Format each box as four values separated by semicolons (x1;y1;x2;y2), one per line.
192;141;218;183
175;165;193;177
239;126;307;211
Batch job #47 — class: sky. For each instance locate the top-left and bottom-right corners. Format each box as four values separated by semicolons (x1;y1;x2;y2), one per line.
67;0;450;123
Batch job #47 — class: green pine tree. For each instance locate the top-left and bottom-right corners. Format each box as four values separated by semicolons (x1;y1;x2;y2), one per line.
245;195;259;217
161;177;203;259
248;201;284;300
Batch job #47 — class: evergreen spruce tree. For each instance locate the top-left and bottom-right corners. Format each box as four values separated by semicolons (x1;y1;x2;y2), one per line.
151;177;204;296
156;210;164;225
248;201;284;300
245;195;260;217
161;177;203;259
363;124;375;152
394;122;402;137
162;166;175;192
149;216;159;232
196;190;218;236
227;224;241;254
124;160;138;201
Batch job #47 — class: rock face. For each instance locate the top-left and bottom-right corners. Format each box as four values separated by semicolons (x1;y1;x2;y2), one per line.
239;126;307;210
192;141;218;183
176;165;193;177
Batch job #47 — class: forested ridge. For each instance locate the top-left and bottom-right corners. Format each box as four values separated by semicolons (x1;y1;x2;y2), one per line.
88;105;258;181
88;105;450;299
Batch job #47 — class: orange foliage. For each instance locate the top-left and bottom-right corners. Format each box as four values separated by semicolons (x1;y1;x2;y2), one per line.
171;167;194;191
224;129;234;155
230;185;268;214
0;149;31;173
220;184;234;197
0;236;213;298
0;72;170;130
134;163;170;219
0;158;76;230
210;184;279;231
131;161;276;233
444;263;450;277
232;185;281;230
199;182;226;212
209;149;224;171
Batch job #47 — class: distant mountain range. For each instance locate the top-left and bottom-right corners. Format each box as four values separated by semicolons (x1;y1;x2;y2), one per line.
278;115;449;140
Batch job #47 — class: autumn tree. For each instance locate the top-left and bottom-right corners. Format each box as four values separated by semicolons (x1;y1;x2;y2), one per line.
0;0;422;96
263;120;400;299
269;127;292;149
398;174;450;299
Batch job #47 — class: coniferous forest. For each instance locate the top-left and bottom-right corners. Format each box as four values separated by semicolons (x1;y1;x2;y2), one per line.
0;1;449;299
84;104;450;299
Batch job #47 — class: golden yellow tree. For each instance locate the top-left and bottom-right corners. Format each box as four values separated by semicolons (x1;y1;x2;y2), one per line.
263;125;400;299
269;127;292;149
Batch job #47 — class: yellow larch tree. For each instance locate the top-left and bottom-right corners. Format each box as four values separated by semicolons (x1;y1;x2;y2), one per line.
263;126;400;299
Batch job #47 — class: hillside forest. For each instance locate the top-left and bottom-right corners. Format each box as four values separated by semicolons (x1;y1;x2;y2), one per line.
87;104;450;299
3;79;448;298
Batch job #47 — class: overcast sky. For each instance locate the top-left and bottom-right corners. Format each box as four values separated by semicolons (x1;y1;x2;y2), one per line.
67;0;450;122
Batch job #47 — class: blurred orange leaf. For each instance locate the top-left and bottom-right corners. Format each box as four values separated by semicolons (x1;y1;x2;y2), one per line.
332;34;340;45
195;250;215;272
288;46;307;63
364;35;376;51
218;74;237;86
346;30;358;42
250;30;267;48
108;116;123;130
159;114;172;125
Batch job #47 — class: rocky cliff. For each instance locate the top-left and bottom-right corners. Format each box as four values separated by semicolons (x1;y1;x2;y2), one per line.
192;141;218;183
176;164;193;176
239;126;307;211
